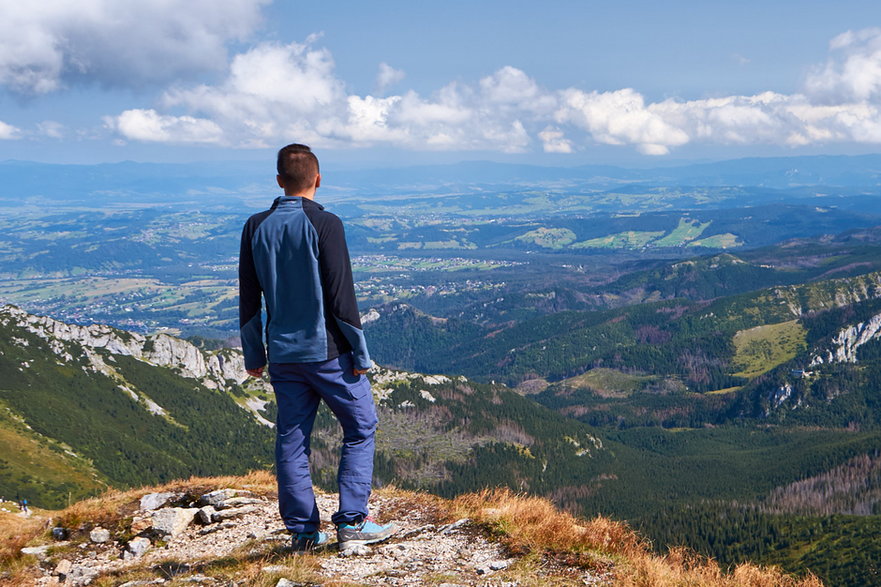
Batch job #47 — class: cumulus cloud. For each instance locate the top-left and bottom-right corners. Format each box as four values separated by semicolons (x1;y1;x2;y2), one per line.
0;0;268;94
375;63;405;94
105;27;881;155
538;127;573;154
0;120;20;139
108;109;223;143
109;39;536;152
805;28;881;103
556;88;690;155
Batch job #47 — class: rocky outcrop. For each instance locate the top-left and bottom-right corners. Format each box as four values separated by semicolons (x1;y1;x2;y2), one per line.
773;271;881;317
0;305;251;388
810;312;881;366
0;305;272;425
151;507;199;538
24;488;550;587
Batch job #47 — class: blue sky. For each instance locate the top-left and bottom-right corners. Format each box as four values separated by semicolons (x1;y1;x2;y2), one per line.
1;0;881;167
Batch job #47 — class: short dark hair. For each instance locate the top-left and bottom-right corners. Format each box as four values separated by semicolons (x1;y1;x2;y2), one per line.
277;143;320;193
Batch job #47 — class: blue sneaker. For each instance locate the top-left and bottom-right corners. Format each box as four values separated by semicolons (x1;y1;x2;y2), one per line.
336;517;398;553
291;530;328;552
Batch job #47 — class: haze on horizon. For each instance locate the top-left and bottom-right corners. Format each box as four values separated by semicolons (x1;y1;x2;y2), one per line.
2;0;881;168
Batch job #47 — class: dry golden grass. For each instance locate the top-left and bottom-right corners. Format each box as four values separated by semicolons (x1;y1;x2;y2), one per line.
448;488;822;587
0;513;48;586
618;547;823;587
450;488;643;559
0;511;45;567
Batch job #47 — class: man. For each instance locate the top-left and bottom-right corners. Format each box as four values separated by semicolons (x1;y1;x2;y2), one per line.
239;143;396;552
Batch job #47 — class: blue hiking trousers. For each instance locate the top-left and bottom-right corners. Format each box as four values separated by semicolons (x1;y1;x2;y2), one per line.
269;353;378;534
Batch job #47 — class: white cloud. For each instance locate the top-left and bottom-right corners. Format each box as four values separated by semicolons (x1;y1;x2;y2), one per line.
538;127;573;154
108;109;223;143
36;120;65;139
0;0;268;94
0;120;20;140
106;27;881;156
154;41;347;147
805;28;881;103
376;63;405;94
556;88;689;155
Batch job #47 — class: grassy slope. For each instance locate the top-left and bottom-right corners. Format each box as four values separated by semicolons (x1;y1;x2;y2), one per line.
0;406;106;507
732;320;807;378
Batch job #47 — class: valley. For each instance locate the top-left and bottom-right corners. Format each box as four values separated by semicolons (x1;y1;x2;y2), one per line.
4;155;881;584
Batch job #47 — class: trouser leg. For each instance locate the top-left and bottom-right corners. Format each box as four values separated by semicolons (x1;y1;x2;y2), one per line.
304;354;378;527
269;363;321;534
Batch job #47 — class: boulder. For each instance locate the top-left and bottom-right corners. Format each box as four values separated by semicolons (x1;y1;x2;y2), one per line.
53;558;72;578
151;507;198;537
139;492;179;511
89;527;111;543
130;516;152;534
196;505;216;525
126;536;151;558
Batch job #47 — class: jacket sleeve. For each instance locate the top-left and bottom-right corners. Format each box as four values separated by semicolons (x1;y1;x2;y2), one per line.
238;219;266;370
316;213;372;370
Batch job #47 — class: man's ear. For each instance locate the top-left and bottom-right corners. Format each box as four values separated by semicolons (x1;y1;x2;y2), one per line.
276;175;285;189
315;173;321;189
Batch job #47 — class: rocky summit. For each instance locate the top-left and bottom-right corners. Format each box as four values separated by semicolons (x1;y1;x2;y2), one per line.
10;479;607;586
5;473;821;587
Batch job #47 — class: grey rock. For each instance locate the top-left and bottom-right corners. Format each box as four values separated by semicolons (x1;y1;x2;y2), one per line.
152;507;198;537
211;504;258;522
399;523;435;538
198;489;253;507
439;518;469;534
53;559;72;578
275;580;298;587
198;521;236;535
215;496;262;509
180;575;214;584
126;536;151;558
139;492;179;511
21;545;51;559
489;560;511;571
338;543;370;557
89;527;111;543
119;580;166;586
197;525;222;536
67;565;99;586
196;505;217;525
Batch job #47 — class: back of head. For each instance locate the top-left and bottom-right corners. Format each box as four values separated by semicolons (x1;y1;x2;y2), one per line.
277;143;320;194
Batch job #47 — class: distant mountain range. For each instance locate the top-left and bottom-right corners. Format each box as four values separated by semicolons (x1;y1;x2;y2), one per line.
3;153;881;204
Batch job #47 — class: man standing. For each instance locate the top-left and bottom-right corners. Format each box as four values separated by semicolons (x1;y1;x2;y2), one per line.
239;143;396;552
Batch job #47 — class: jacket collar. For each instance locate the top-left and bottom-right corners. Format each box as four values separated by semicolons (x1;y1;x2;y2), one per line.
271;195;325;210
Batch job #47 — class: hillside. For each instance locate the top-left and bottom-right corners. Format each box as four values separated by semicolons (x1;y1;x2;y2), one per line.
2;473;821;586
4;305;881;584
0;305;611;512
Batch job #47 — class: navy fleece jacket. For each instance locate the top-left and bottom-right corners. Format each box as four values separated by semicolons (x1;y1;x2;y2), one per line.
238;196;371;371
